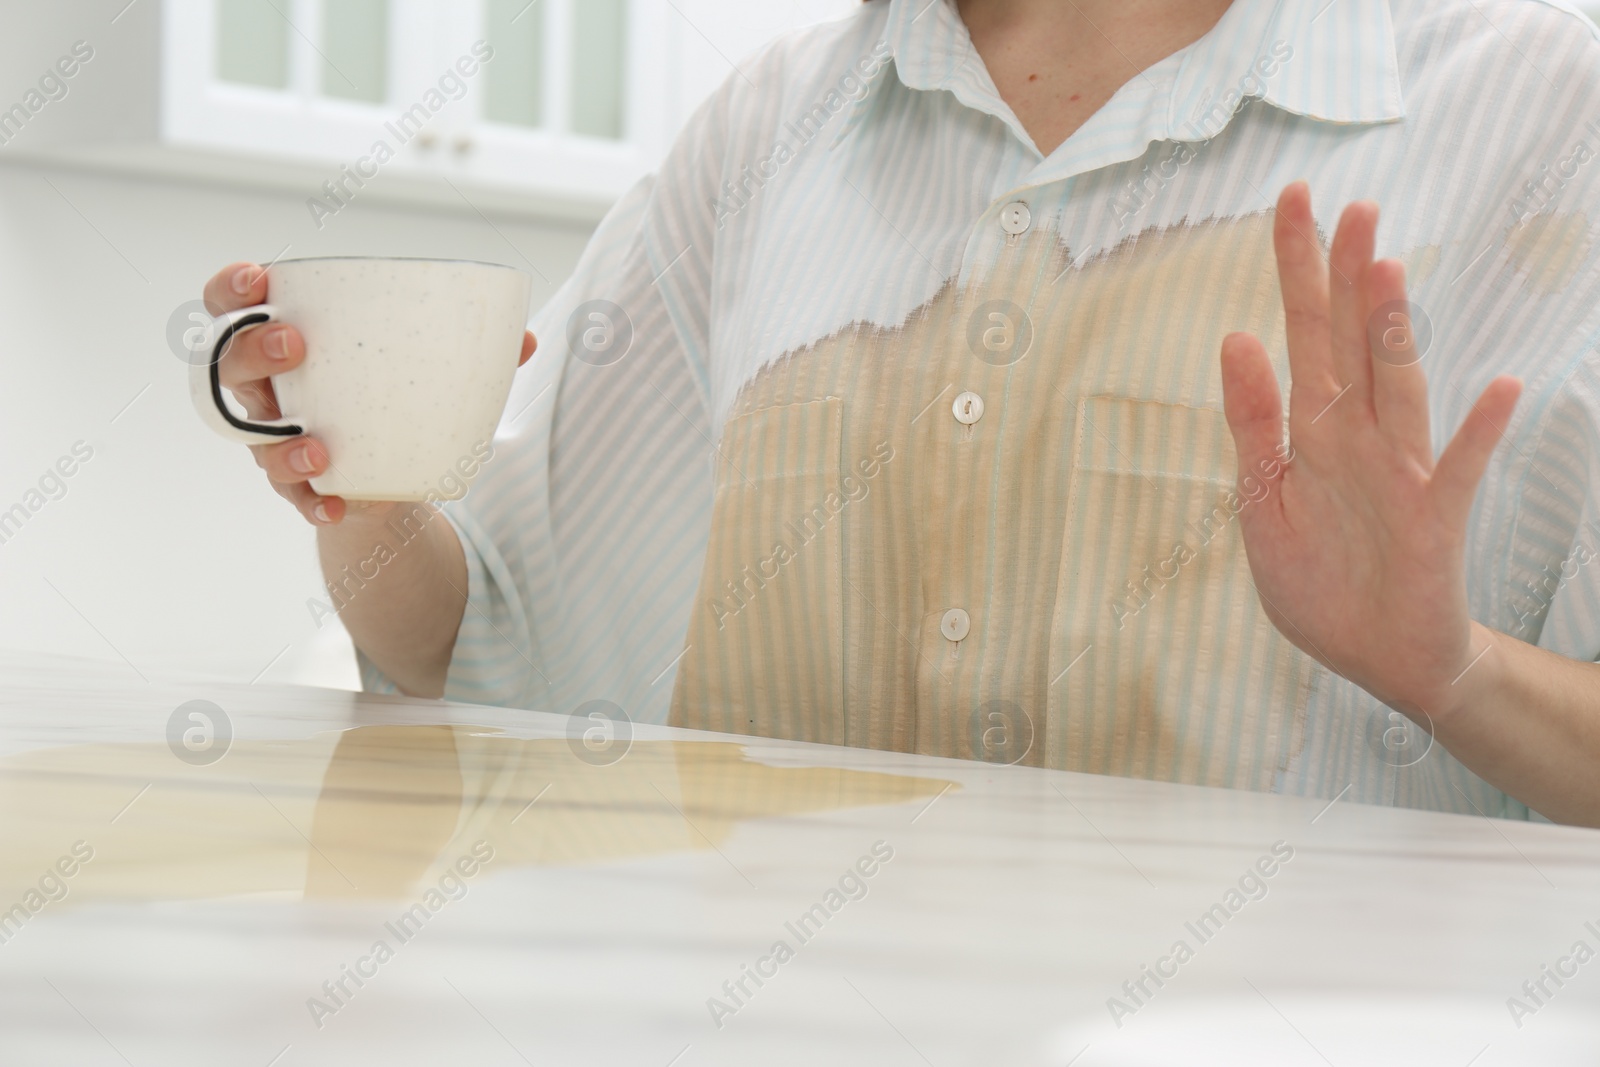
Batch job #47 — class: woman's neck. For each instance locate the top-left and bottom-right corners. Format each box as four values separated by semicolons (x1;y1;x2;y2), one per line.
955;0;1235;155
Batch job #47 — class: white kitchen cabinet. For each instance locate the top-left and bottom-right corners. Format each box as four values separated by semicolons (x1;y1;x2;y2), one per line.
163;0;673;220
0;0;859;222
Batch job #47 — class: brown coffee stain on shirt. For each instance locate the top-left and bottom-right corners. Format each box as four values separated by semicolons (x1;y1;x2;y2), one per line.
1404;244;1440;289
1505;211;1592;294
673;212;1321;790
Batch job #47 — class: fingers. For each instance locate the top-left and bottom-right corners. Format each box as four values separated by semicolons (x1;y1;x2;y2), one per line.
252;435;330;485
204;260;341;528
1433;376;1521;527
1366;257;1434;464
1327;200;1378;417
1220;330;1288;497
203;261;304;423
203;261;269;316
275;478;347;526
217;322;304;389
257;436;349;526
518;330;537;367
1274;182;1339;420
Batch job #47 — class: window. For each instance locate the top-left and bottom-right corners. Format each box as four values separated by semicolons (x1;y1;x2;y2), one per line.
212;0;628;141
485;0;545;128
481;0;629;140
216;0;392;104
569;0;628;139
216;0;290;90
320;0;389;104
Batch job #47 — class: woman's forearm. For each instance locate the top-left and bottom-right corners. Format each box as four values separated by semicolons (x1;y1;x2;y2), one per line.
1432;622;1600;827
315;501;468;698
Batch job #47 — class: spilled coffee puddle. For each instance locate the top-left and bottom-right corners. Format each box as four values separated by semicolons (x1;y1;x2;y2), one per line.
0;726;954;905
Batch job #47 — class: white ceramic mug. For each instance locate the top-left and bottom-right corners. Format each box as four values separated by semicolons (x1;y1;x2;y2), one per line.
189;257;532;501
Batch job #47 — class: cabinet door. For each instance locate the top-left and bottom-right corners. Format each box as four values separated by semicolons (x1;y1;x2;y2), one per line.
161;0;854;214
165;0;664;209
453;0;668;203
166;0;432;170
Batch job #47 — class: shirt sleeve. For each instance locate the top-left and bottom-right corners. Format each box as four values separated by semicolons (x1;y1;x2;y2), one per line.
357;84;732;720
1369;0;1600;713
1432;5;1600;666
1504;358;1600;662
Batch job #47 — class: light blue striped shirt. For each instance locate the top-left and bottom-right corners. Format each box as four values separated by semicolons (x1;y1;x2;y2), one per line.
362;0;1600;819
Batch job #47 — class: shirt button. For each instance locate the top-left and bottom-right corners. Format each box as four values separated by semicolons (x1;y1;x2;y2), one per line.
952;390;984;425
999;201;1031;235
940;608;971;642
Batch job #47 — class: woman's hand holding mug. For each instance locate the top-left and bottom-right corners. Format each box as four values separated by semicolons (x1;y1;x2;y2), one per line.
198;258;537;528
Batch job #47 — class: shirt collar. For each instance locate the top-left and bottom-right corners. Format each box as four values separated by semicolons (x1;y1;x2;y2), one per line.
830;0;999;150
834;0;1404;154
1170;0;1405;136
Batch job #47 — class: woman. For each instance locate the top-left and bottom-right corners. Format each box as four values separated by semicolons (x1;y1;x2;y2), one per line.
203;0;1600;823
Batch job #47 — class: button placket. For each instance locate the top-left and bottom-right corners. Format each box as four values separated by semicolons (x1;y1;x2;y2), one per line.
938;201;1027;675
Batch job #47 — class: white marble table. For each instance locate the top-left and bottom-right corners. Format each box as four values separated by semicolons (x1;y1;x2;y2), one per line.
2;651;1598;1066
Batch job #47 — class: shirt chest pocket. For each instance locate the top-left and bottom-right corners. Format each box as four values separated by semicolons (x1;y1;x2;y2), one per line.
1045;394;1315;791
669;397;848;743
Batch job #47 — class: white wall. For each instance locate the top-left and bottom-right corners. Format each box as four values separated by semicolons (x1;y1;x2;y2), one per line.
0;0;857;693
0;159;594;690
669;1;867;126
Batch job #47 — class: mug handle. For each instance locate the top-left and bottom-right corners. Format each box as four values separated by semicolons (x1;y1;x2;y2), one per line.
187;304;306;444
